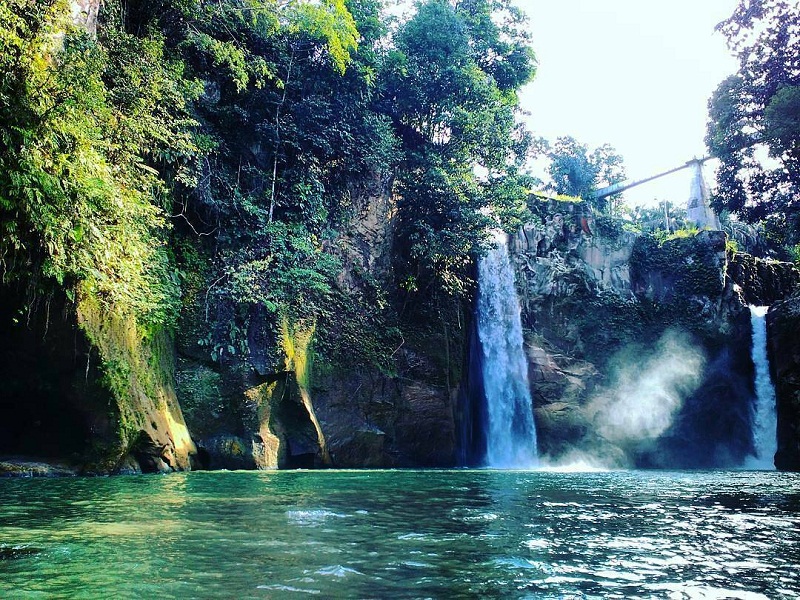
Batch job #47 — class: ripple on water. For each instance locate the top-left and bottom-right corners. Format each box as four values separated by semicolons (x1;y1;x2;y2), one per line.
285;509;349;526
450;506;500;522
645;582;772;600
314;565;365;578
397;532;427;540
256;584;321;595
0;470;797;598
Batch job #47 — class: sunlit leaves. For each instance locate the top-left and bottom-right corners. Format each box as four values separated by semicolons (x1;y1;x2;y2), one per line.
386;0;536;302
540;136;626;212
286;0;358;74
707;0;800;252
0;4;190;326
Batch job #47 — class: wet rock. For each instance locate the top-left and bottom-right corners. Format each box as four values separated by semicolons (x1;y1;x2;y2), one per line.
527;340;598;458
0;460;78;478
729;254;800;306
510;202;763;467
768;295;800;471
196;435;258;470
313;355;456;468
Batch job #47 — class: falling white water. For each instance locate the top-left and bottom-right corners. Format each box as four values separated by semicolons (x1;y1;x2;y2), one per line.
744;306;777;469
477;231;538;468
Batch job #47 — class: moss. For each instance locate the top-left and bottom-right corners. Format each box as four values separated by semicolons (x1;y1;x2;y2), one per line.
279;316;331;465
630;233;725;301
75;285;194;470
174;365;226;436
593;215;626;242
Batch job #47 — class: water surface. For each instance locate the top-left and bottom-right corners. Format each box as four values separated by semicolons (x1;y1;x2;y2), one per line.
1;470;798;598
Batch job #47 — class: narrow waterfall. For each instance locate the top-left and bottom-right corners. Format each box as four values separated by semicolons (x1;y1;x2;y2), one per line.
745;306;777;469
476;231;538;468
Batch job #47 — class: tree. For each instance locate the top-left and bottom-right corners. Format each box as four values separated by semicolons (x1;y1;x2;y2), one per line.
542;136;626;212
383;0;536;306
0;0;194;325
706;0;800;251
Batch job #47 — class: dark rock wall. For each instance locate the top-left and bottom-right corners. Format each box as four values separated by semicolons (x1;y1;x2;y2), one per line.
768;296;800;471
175;182;463;469
4;181;799;472
729;254;800;306
0;289;109;463
0;286;196;475
510;202;799;469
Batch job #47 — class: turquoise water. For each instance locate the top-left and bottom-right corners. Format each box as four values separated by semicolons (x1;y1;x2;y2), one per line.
1;470;798;598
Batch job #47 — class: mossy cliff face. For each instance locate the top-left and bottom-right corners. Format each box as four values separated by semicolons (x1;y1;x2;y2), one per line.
767;295;800;470
76;292;196;472
176;185;461;469
729;254;800;306
176;301;328;470
0;286;195;475
508;201;798;469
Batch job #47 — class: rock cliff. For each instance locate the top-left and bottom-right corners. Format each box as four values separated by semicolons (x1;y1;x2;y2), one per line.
501;200;799;469
0;287;196;475
4;187;799;473
768;295;800;470
175;182;461;469
2;1;791;474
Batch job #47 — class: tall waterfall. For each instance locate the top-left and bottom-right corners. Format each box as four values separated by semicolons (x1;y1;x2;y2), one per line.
745;306;777;469
477;231;538;468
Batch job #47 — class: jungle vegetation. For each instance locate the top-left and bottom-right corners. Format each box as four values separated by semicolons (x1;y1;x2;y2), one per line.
0;0;536;369
706;0;800;259
1;0;797;377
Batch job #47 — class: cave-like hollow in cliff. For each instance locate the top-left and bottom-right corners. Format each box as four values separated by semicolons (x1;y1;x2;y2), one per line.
0;289;111;464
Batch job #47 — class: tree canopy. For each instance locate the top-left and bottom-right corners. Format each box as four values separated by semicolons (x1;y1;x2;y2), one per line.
383;0;536;306
540;136;626;212
0;0;539;368
706;0;800;253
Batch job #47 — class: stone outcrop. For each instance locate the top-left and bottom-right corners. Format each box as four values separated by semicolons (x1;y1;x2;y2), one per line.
767;295;800;470
77;294;197;473
502;200;798;469
70;0;101;35
0;287;196;475
176;180;460;469
729;253;800;306
312;350;456;468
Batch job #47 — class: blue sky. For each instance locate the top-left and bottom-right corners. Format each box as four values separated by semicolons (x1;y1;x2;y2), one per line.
517;0;740;207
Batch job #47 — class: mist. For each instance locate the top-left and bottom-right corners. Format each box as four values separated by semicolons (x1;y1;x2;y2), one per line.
584;329;706;467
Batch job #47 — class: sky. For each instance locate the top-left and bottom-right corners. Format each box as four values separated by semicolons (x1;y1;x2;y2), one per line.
516;0;741;207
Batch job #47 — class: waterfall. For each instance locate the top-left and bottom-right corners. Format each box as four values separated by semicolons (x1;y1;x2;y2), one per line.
476;231;538;468
744;306;777;469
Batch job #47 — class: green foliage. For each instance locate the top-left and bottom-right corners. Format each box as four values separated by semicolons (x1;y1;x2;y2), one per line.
625;201;689;234
0;2;193;327
386;0;536;306
315;268;402;374
661;226;701;243
485;171;538;233
593;215;627;242
790;244;800;265
174;364;226;435
539;136;626;212
0;0;538;380
631;232;726;301
226;222;340;318
706;0;800;253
